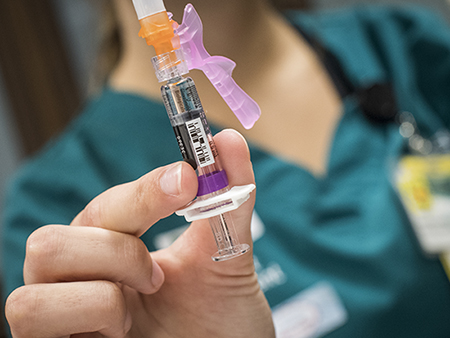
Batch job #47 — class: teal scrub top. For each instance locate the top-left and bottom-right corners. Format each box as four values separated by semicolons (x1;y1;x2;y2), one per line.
3;5;450;337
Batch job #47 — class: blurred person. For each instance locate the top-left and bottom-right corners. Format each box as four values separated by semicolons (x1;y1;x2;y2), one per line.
3;0;450;337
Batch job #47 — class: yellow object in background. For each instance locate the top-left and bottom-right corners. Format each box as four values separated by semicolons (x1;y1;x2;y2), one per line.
395;154;450;256
441;253;450;282
396;156;434;211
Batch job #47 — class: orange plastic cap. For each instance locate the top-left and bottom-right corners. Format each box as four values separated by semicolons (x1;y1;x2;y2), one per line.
138;11;180;55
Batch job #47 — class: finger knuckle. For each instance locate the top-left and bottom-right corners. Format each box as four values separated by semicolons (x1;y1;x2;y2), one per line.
96;282;129;332
79;197;105;228
5;286;39;336
26;226;63;267
101;282;124;314
134;174;158;216
121;235;150;269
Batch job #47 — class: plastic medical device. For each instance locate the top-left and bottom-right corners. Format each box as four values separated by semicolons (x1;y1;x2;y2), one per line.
132;0;261;261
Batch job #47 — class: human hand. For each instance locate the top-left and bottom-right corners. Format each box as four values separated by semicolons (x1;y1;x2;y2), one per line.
5;129;275;338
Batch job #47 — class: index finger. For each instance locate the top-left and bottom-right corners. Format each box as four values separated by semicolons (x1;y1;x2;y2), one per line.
71;161;198;236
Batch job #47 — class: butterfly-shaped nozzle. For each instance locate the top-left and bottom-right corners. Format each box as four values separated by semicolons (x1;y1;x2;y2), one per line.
176;4;261;129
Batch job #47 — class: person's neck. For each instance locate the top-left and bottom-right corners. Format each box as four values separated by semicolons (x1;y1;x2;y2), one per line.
166;0;262;57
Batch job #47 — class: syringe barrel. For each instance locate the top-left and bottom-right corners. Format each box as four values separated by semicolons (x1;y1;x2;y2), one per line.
161;76;229;198
161;75;251;261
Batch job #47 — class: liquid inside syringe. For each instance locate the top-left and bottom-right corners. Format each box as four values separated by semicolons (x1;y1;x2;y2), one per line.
162;75;250;261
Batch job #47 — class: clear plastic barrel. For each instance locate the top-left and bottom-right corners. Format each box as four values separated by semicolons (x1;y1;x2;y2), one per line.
161;76;229;199
161;75;249;261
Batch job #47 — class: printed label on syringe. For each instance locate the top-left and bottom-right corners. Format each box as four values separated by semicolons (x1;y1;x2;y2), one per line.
186;117;215;167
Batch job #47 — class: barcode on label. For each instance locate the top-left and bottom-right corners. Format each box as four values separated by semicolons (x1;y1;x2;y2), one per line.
186;118;215;167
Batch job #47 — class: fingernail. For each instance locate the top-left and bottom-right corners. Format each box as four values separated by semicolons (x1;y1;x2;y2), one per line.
151;260;165;289
124;309;133;333
223;129;248;147
160;163;182;196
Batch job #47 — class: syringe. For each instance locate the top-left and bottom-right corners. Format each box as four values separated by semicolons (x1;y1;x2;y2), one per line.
161;74;250;260
132;1;261;261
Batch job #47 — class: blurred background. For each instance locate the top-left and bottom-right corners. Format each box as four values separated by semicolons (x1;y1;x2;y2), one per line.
0;0;449;336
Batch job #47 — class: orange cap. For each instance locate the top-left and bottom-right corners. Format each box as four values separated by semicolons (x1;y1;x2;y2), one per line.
138;11;180;55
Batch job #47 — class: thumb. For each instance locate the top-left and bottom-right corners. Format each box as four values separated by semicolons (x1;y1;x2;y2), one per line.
213;129;256;246
172;129;256;266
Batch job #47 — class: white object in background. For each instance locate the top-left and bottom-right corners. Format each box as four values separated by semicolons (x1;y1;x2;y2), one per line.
272;282;348;338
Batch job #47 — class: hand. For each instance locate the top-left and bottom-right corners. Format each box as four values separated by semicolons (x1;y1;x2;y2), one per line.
5;129;275;338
